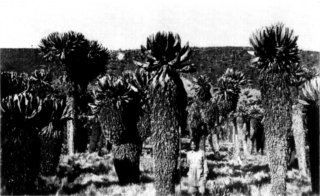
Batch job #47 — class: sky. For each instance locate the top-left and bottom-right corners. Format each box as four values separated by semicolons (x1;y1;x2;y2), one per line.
1;0;320;51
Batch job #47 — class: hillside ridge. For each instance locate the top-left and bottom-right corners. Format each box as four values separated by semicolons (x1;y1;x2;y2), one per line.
1;47;318;85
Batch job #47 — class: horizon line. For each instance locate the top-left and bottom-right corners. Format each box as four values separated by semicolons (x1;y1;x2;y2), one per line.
1;46;319;53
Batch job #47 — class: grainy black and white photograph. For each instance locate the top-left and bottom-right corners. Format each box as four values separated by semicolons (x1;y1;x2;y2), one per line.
1;0;320;195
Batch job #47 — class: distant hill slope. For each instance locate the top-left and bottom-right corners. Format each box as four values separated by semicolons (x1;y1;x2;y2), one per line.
1;47;319;85
0;48;51;73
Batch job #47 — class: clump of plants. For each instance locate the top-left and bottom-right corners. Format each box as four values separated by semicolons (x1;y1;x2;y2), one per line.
1;69;71;194
1;92;43;194
39;31;110;155
187;75;215;150
1;91;69;194
38;95;70;175
90;70;150;184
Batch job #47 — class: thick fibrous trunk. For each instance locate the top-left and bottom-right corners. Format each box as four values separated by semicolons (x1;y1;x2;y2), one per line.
98;98;142;185
67;95;76;155
292;104;307;176
266;133;288;195
39;133;63;175
152;95;180;196
263;89;291;196
151;77;186;196
113;143;141;184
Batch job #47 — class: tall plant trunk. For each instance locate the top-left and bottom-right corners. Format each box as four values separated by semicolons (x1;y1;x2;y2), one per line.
89;120;102;153
228;121;233;143
241;120;250;157
266;133;288;195
152;95;180;196
232;117;241;164
151;76;186;196
306;104;319;194
249;118;258;155
231;121;235;144
212;115;221;152
199;134;206;151
264;92;291;196
67;95;75;155
292;104;307;176
211;131;220;152
246;120;253;155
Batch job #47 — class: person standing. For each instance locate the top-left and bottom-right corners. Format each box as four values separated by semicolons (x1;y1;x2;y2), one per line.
187;139;208;195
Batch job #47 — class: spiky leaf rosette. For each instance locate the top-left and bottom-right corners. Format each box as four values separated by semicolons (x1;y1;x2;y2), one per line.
249;23;300;87
213;68;246;117
236;88;263;121
1;71;29;98
193;75;212;102
90;74;140;145
137;32;191;196
28;68;54;98
249;23;301;195
136;32;193;73
38;95;71;138
39;31;110;89
299;76;320;105
1;92;42;130
128;68;152;141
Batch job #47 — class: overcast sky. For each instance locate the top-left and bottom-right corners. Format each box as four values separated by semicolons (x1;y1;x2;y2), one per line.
1;0;320;51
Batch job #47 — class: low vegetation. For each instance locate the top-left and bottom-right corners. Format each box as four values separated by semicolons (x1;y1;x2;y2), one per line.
20;141;312;196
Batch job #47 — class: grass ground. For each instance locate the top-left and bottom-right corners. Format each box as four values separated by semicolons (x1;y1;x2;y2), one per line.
38;141;312;196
